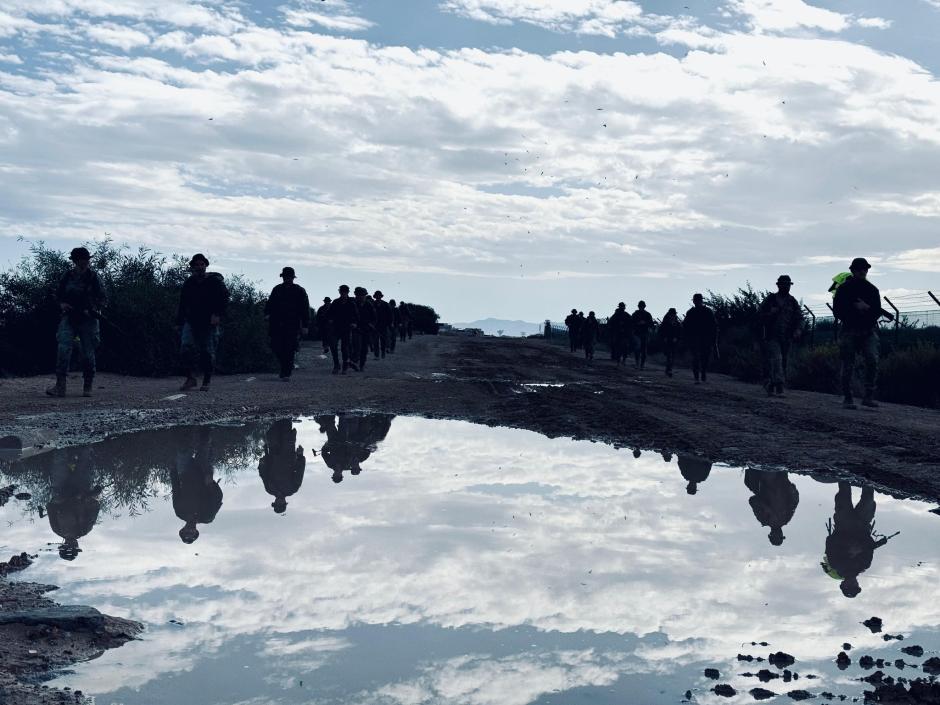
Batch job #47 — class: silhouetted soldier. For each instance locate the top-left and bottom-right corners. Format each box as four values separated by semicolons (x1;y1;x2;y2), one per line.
821;483;896;598
258;420;306;514
45;447;102;560
608;303;631;365
744;469;799;546
327;284;359;374
398;302;411;342
659;308;681;378
388;300;399;353
177;254;229;392
683;293;717;383
760;275;803;397
833;258;881;409
317;414;369;483
373;291;393;358
47;247;106;398
582;311;599;360
576;311;586;349
678;454;712;495
631;301;654;370
316;296;332;354
265;267;310;381
353;287;376;371
564;309;579;352
172;429;223;544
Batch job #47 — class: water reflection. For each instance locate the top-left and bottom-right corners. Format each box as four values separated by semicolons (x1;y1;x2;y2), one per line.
259;420;306;514
744;469;799;547
316;413;393;483
0;416;937;705
822;482;898;599
45;447;101;560
677;454;712;495
172;427;223;544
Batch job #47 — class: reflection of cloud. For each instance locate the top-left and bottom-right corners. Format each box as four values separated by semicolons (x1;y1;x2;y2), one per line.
364;651;623;705
4;418;939;699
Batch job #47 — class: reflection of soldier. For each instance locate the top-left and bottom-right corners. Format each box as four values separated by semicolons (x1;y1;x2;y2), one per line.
678;455;712;495
317;414;393;483
822;483;897;598
45;447;102;561
172;429;223;543
744;469;799;546
259;420;306;514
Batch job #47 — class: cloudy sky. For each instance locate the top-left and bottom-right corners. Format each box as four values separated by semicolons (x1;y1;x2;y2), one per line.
1;0;939;322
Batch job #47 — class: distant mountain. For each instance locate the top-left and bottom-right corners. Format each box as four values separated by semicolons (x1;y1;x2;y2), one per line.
452;318;543;336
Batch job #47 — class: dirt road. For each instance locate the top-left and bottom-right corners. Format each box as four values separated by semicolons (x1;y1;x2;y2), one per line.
2;334;939;502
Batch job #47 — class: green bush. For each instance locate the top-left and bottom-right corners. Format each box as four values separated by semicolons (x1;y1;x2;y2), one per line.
0;241;275;376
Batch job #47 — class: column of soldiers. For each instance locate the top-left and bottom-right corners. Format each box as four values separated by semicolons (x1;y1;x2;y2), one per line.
561;257;885;405
45;250;418;395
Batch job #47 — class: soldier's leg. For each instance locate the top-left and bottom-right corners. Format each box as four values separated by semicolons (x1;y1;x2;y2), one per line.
179;323;199;386
700;342;711;381
55;318;75;376
77;319;99;396
200;326;220;388
639;332;649;368
329;333;341;371
765;340;783;390
839;333;858;400
691;342;701;381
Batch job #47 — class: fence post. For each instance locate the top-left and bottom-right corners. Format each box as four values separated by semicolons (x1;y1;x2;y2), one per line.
883;296;900;344
826;302;838;341
929;291;940;309
803;305;815;348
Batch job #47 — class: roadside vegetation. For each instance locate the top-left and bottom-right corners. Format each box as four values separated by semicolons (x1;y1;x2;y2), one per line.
0;242;439;377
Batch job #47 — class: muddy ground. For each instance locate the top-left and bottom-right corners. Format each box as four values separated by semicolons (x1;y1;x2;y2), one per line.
2;334;939;502
0;554;142;705
1;333;939;702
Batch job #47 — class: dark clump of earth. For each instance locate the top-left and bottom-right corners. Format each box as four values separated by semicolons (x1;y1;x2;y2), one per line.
751;688;777;700
864;617;884;633
788;690;814;700
705;668;721;679
860;656;876;669
864;679;940;704
0;552;34;577
714;684;737;697
902;646;924;658
838;652;852;669
923;658;940;676
770;652;797;668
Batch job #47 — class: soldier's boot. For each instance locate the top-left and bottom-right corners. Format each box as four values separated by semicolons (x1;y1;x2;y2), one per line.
200;374;211;392
46;374;67;398
180;376;198;391
765;382;775;397
861;391;878;408
774;383;784;396
82;373;94;397
842;396;857;410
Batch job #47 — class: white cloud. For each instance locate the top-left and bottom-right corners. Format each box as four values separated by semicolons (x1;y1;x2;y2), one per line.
728;0;850;33
439;0;649;36
84;22;151;50
0;53;23;64
883;246;940;273
855;16;892;29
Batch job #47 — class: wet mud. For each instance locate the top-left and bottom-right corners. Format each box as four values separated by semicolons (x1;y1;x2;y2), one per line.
0;554;143;704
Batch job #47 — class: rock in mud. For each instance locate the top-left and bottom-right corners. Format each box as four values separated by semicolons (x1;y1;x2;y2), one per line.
843;643;853;651
770;652;797;668
864;680;940;704
862;671;888;686
788;690;814;700
837;652;852;670
757;669;780;682
14;492;31;500
751;688;777;700
739;654;756;662
705;668;721;680
714;685;737;697
0;552;34;577
884;634;905;642
923;657;940;676
860;656;876;669
902;646;924;658
864;617;884;633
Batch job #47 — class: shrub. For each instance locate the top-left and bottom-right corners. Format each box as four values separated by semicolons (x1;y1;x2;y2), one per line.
0;241;275;376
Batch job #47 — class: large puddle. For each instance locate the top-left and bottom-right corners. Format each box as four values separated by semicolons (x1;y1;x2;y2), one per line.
1;416;938;704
